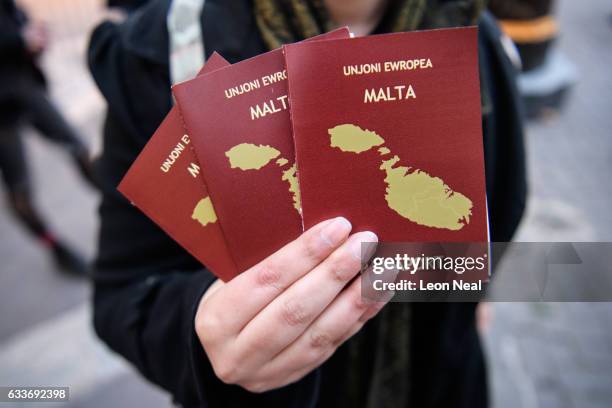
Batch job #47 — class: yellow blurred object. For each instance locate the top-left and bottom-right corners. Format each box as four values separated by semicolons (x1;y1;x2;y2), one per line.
499;15;559;43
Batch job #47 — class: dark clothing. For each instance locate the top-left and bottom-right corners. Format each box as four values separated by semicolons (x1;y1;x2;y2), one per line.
89;1;526;407
0;1;93;280
0;77;86;189
0;122;27;191
0;0;46;126
0;1;92;243
488;0;554;20
107;0;151;12
478;11;528;242
0;0;86;190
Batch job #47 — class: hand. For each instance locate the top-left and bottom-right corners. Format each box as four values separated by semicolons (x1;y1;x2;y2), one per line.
21;22;48;55
195;217;392;393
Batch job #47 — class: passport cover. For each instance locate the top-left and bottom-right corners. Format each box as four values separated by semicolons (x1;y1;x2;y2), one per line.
173;28;350;271
118;53;238;281
284;27;488;243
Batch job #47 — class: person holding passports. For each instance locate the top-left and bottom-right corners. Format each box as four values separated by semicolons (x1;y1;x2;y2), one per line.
89;0;526;407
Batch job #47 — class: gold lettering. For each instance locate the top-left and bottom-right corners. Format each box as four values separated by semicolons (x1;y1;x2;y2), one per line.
262;70;287;86
364;85;415;103
187;162;200;178
250;95;289;120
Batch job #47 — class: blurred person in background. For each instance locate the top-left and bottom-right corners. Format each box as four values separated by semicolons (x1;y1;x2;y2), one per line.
0;0;96;276
89;0;526;407
488;0;577;118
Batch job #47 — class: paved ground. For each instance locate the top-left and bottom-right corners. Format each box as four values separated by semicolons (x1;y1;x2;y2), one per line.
0;0;610;407
482;1;612;407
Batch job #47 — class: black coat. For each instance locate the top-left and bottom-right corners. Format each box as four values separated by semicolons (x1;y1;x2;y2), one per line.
89;1;526;407
0;0;45;125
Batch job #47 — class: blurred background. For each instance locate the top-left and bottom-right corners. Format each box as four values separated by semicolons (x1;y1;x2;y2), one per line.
0;0;610;406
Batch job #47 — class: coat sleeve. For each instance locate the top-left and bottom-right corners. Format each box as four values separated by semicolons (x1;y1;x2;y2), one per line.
478;12;528;242
0;11;26;57
0;28;24;55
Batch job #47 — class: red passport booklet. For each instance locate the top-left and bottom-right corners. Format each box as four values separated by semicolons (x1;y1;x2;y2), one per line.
118;53;238;281
285;27;488;243
173;28;350;271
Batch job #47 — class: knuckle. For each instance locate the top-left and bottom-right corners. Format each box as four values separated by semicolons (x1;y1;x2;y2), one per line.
212;358;240;384
254;261;283;290
239;335;269;359
351;292;369;312
326;251;359;283
280;298;311;327
309;330;333;349
302;232;324;262
196;313;222;342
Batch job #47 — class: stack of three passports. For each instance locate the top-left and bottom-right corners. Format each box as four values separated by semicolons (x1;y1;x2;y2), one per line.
119;26;488;282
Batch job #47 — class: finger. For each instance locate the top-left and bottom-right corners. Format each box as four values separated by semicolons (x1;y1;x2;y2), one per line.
259;270;390;377
208;217;353;331
240;286;392;393
199;279;225;304
241;337;337;393
236;231;378;364
360;261;400;303
258;275;366;377
245;345;334;393
267;287;393;389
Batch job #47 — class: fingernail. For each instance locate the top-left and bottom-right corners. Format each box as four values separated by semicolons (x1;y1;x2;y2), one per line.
350;231;378;261
320;217;352;247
